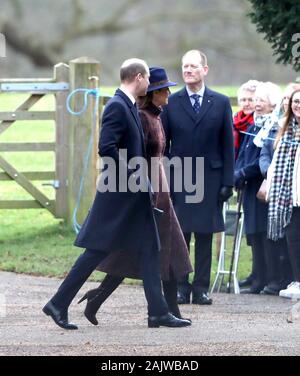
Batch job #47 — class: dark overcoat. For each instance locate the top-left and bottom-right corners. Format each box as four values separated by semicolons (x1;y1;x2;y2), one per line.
97;104;193;280
74;89;160;254
161;87;234;233
235;123;268;235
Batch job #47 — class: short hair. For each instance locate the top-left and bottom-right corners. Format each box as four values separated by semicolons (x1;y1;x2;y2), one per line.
120;58;149;83
255;82;282;107
237;80;260;101
182;50;208;66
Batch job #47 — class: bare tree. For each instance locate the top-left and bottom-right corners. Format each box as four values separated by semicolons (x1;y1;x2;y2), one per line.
0;0;255;68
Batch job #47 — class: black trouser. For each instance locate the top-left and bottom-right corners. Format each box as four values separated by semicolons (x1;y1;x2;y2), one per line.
265;238;284;288
279;237;293;286
51;247;168;317
285;207;300;281
248;232;268;291
179;232;213;294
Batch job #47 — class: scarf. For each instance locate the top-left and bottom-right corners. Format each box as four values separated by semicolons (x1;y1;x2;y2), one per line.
267;116;300;241
254;103;282;147
233;111;254;157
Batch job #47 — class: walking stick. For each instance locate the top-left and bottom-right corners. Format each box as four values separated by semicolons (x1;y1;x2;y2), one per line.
227;188;244;293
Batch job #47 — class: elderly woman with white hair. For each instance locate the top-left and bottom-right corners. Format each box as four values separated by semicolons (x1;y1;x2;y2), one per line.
234;82;282;294
233;80;260;160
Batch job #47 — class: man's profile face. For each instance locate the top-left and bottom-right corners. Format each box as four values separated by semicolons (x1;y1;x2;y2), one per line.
136;72;150;96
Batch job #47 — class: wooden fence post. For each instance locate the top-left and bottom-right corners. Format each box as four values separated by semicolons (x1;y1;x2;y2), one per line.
54;62;69;219
68;57;101;226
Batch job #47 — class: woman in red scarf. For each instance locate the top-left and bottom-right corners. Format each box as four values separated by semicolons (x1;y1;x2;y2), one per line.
233;80;259;159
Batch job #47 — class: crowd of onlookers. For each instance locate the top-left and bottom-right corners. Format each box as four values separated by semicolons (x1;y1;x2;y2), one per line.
233;80;300;300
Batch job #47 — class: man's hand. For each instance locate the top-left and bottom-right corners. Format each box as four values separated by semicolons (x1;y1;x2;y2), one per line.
219;186;233;203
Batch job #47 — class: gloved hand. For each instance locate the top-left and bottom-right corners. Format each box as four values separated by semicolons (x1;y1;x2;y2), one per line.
219;185;233;203
234;170;246;190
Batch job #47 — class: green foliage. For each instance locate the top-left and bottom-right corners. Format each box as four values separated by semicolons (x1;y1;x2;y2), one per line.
248;0;300;71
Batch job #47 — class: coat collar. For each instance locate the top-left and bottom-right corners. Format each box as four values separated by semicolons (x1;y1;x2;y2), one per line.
178;87;214;125
115;89;146;155
115;88;144;136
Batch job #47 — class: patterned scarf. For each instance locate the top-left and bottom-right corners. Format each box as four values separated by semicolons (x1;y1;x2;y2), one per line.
268;116;300;240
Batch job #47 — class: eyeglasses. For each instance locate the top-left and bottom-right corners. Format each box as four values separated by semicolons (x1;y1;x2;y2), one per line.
292;99;300;106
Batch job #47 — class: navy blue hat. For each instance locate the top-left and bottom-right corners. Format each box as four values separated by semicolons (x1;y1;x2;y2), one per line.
147;67;177;92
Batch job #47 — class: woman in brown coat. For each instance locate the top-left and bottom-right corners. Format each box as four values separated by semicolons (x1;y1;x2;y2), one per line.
78;67;193;325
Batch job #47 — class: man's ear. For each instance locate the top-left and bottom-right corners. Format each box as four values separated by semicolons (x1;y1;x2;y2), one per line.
203;65;209;76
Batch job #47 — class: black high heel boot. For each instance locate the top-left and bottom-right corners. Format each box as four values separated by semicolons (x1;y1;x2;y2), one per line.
162;279;192;323
78;275;124;325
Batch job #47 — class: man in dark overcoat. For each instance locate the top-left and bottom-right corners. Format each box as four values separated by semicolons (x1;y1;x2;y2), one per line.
42;58;189;329
161;50;234;305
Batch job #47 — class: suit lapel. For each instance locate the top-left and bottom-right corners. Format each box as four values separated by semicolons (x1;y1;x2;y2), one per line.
178;87;214;126
115;89;146;153
115;89;144;137
194;88;213;125
179;88;197;122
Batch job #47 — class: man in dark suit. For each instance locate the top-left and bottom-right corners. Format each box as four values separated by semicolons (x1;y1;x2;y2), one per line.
161;50;234;305
42;58;190;329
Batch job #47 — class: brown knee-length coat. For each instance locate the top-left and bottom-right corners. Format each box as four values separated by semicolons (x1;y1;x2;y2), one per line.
97;103;193;281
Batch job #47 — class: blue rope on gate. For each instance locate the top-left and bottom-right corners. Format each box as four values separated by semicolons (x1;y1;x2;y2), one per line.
66;88;101;234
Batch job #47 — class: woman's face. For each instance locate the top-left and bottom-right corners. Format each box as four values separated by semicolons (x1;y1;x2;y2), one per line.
153;87;170;106
291;91;300;122
254;93;273;116
282;87;295;113
238;89;255;114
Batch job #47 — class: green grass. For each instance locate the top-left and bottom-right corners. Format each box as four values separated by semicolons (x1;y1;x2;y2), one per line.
0;87;251;286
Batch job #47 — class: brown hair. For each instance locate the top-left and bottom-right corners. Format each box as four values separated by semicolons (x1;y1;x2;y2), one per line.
137;91;154;109
275;89;300;148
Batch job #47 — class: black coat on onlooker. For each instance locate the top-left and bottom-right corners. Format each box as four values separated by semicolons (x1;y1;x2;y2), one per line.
235;123;268;235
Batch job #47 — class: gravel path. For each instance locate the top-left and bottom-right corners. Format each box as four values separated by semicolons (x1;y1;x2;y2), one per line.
0;271;300;356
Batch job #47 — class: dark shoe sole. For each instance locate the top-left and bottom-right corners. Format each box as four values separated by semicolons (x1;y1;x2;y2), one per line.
192;300;212;305
148;320;191;328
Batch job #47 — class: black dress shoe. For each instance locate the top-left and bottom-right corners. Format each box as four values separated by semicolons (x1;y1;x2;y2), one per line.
261;285;280;296
177;291;191;304
148;312;192;328
42;301;78;330
192;292;212;305
239;276;253;288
